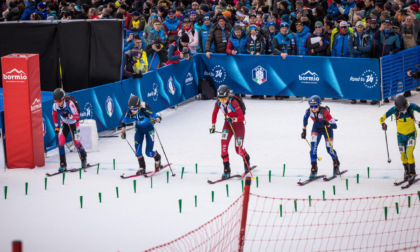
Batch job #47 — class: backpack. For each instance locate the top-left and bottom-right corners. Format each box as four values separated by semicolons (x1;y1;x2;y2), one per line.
65;96;81;115
198;78;216;100
230;95;246;115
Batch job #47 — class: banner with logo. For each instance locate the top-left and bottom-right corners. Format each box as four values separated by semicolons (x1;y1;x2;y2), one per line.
42;59;198;150
195;54;381;100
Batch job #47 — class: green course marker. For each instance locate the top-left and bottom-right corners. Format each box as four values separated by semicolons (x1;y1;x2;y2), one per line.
269;170;272;183
195;163;198;174
151;177;153;188
308;195;311;207
99;192;102;203
226;184;229;197
97;163;100;174
4;186;7;199
25;182;28;195
116;187;119;198
333;185;336;195
181;167;185;179
408;196;411;208
212;191;214;202
113;159;115;170
80;196;83;209
256;176;259;188
384;207;388;220
294;200;297;212
241;180;244;192
79;168;82;179
346;179;349;190
367;167;370;178
133;180;137;193
45;177;47;190
167;171;169;183
395;202;399;214
323;190;325;201
195;195;197;207
280;204;282;217
179;199;182;213
62;172;65;185
418;191;420;201
357;174;359;184
283;164;286;177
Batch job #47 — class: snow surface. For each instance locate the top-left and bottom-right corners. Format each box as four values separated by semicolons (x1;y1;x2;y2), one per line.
2;93;420;252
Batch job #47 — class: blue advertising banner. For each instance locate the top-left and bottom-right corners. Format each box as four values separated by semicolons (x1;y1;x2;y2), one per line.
195;54;381;100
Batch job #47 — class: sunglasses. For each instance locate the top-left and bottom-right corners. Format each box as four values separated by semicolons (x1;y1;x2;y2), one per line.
310;105;319;109
130;107;138;111
315;26;322;28
340;26;347;29
295;23;302;26
54;100;63;103
219;97;228;101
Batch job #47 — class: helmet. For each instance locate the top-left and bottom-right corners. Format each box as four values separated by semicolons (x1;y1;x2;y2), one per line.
395;95;408;111
128;95;141;109
308;95;321;106
217;85;230;98
53;88;65;101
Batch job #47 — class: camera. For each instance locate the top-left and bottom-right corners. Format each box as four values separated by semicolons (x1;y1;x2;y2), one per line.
182;47;190;59
232;47;238;54
153;36;162;49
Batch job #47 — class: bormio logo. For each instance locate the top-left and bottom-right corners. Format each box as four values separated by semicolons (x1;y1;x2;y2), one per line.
3;68;27;81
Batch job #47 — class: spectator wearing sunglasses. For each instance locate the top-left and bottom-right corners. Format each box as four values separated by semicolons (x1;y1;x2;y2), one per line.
331;21;352;57
306;21;330;56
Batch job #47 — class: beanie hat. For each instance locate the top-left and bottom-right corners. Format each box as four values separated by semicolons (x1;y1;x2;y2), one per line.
181;33;190;43
315;21;323;27
200;5;210;12
131;47;141;57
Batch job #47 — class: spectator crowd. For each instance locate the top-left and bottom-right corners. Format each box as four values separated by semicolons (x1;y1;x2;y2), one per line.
1;0;419;102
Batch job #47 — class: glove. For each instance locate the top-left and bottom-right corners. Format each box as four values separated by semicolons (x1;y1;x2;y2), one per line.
322;119;330;127
62;112;69;118
209;125;215;134
55;127;60;136
418;122;420;129
150;118;156;124
382;123;387;131
301;129;306;139
121;131;126;139
226;117;233;124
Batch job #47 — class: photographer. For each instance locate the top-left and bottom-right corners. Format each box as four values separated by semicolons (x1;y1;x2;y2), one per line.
123;47;147;79
145;20;168;68
166;33;192;65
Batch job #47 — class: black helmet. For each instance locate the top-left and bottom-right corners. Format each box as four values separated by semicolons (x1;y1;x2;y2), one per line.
395;95;408;111
53;88;65;101
217;85;230;98
128;95;141;109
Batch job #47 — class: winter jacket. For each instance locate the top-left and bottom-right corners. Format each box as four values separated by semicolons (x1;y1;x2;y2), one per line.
178;27;199;53
272;32;296;55
198;23;214;53
306;32;330;56
20;4;36;20
129;16;146;31
344;1;355;14
332;30;352;57
163;17;182;37
327;3;341;20
265;31;279;54
373;29;401;58
330;27;354;50
226;29;248;55
246;33;266;54
166;38;192;65
348;31;373;58
143;23;163;45
294;26;311;55
123;49;148;79
147;29;167;45
205;23;232;53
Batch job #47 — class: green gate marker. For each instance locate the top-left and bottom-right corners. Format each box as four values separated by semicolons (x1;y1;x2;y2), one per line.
151;177;153;188
357;174;359;184
62;172;65;185
4;186;7;199
322;190;325;201
280;204;282;217
294;200;297;212
395;202;399;214
367;167;370;178
97;163;100;174
179;199;182;213
333;185;336;195
79;168;82;179
283;164;286;177
269;170;272;183
418;191;420;201
181;167;185;179
25;182;28;195
167;171;169;183
346;179;349;190
408;196;411;208
195;163;198;174
99;192;102;203
384;207;388;220
308;195;311;207
133;180;137;193
195;195;197;207
45;178;47;190
241;180;244;192
256;176;259;188
113;159;115;170
226;184;229;197
80;196;83;209
211;191;215;202
116;187;119;198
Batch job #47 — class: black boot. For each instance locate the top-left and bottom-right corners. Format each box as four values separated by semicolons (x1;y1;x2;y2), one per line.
408;163;416;184
154;151;162;171
244;154;250;172
136;155;146;175
310;161;318;178
333;158;340;175
59;154;67;172
222;161;231;179
80;149;87;168
403;163;409;180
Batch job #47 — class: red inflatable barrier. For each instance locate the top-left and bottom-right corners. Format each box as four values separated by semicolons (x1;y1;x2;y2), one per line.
1;54;45;168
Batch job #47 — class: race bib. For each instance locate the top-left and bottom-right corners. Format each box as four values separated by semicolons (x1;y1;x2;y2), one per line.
221;129;229;140
311;133;318;142
73;129;80;141
399;145;405;153
235;136;243;147
408;138;415;147
149;130;155;141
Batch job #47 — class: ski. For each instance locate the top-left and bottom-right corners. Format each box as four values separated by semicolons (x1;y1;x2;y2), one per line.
144;163;173;178
394;179;408;186
323;170;348;181
401;178;420;189
207;166;257;184
120;163;172;179
46;163;98;177
297;175;326;186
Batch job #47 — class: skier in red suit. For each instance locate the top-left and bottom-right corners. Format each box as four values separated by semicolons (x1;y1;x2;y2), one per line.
210;85;251;179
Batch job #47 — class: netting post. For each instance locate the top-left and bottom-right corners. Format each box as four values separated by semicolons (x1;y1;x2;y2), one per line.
238;176;252;252
12;240;22;252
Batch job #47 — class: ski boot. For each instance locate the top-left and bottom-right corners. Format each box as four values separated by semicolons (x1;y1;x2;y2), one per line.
408;163;416;184
243;154;251;172
403;163;410;181
58;154;67;173
222;161;231;179
154;151;162;171
333;158;341;175
80;149;88;168
136;156;146;175
309;161;318;178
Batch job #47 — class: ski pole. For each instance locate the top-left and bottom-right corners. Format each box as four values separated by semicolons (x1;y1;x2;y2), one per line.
305;139;322;161
125;138;137;156
226;115;253;177
384;129;391;163
66;122;86;172
154;128;176;177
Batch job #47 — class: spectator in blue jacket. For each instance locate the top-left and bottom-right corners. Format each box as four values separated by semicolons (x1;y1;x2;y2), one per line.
344;0;355;15
373;19;401;58
226;25;248;55
20;0;37;20
265;21;279;55
348;21;373;58
294;22;311;55
198;15;214;53
36;2;48;20
332;21;352;57
327;0;342;21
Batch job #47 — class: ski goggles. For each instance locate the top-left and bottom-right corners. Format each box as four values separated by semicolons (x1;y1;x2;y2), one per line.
218;97;228;101
54;100;63;104
129;107;138;111
310;105;319;109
